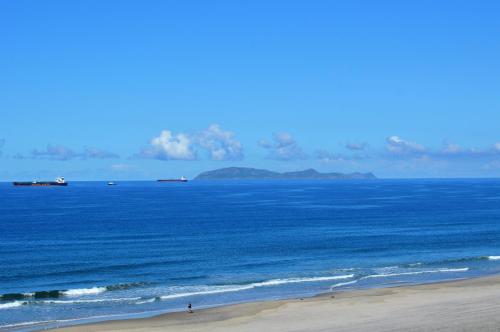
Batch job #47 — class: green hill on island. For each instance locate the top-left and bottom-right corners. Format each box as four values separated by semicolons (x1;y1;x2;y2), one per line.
194;167;376;180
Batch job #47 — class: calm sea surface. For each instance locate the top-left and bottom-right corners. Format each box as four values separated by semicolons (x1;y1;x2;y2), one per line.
1;179;500;330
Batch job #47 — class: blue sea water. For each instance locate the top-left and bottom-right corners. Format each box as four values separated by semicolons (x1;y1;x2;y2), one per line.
1;179;500;330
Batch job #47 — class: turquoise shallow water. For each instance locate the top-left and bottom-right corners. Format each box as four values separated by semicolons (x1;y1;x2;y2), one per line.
1;179;500;330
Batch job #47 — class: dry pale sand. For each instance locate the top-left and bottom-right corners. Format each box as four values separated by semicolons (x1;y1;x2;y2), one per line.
53;275;500;332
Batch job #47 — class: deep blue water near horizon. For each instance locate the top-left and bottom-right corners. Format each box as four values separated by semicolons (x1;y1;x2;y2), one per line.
1;179;500;331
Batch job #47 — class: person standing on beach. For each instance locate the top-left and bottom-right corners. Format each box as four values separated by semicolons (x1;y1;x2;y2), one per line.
188;303;193;313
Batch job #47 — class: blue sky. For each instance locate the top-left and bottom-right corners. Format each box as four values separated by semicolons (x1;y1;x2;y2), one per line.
1;0;500;180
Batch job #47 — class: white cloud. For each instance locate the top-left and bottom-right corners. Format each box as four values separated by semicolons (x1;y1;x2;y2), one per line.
30;145;119;160
259;132;306;160
315;150;345;162
274;132;295;146
386;136;426;155
32;145;79;161
345;142;367;151
197;124;243;160
441;143;462;154
83;147;119;159
435;142;500;159
384;137;500;160
111;164;135;171
141;130;196;160
257;139;272;148
141;124;243;161
315;149;369;163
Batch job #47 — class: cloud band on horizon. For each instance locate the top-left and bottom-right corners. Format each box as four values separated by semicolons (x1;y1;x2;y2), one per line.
22;145;120;161
259;132;306;161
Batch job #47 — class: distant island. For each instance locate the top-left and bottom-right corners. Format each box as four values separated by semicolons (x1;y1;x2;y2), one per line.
194;167;376;180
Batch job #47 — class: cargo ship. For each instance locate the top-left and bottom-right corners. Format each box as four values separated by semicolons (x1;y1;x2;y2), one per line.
157;176;188;183
13;177;68;187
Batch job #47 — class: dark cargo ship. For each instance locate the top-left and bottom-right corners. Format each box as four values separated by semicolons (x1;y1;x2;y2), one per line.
157;176;188;183
13;177;68;186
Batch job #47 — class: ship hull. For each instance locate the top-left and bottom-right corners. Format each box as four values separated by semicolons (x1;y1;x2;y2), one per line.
13;182;68;186
157;179;188;182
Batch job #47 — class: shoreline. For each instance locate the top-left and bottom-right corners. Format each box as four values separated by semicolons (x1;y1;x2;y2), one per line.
48;274;500;332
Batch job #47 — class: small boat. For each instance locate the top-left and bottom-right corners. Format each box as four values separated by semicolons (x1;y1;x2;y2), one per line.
13;177;68;187
107;182;117;186
157;176;188;183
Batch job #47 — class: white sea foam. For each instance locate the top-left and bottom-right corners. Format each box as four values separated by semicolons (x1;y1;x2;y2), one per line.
488;256;500;260
0;301;24;310
330;268;469;289
0;320;57;329
330;280;359;289
407;262;422;267
135;298;157;305
373;266;399;274
44;297;141;305
160;285;252;299
253;274;355;287
160;274;354;300
362;268;469;280
62;287;107;296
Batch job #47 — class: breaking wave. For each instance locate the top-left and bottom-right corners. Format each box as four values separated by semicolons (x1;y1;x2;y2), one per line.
0;262;481;309
0;301;25;310
62;287;107;296
43;297;142;305
160;274;354;300
0;297;145;310
330;280;359;289
0;266;476;309
135;297;159;305
0;275;355;309
329;267;469;290
390;254;500;268
430;255;500;264
0;282;147;302
362;267;469;279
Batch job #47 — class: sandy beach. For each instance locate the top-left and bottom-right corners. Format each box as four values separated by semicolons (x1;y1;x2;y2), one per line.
52;275;500;332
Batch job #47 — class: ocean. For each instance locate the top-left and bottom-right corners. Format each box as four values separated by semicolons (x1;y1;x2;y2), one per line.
1;179;500;331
